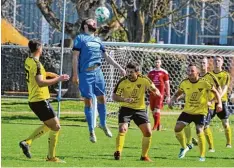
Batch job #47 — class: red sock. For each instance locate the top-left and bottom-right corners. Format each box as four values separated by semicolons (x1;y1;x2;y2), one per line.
153;112;160;130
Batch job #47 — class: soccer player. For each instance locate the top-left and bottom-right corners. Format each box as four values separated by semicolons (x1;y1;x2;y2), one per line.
147;56;170;131
210;56;232;148
184;57;222;152
169;63;222;161
19;40;70;162
72;18;126;143
112;62;161;161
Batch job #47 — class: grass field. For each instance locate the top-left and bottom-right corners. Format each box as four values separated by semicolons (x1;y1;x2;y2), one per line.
1;98;234;167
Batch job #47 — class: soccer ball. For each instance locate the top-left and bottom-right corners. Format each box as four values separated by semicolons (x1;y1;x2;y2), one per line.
95;6;110;23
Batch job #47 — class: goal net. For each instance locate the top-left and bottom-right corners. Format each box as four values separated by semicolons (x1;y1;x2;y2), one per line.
1;43;234;129
102;42;234;128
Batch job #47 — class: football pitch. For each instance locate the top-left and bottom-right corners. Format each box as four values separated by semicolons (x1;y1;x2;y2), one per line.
1;98;234;167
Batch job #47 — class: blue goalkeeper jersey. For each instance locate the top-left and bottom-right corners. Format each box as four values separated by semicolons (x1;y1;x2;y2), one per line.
73;33;105;73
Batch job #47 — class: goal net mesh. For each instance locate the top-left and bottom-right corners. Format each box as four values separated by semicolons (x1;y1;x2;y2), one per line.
1;43;234;129
102;42;234;128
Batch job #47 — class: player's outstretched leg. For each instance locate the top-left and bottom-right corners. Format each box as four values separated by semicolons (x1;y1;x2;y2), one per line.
19;141;31;158
84;105;96;142
98;103;112;137
19;124;50;158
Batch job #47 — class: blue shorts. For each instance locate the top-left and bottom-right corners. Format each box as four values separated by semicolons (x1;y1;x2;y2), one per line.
79;68;105;99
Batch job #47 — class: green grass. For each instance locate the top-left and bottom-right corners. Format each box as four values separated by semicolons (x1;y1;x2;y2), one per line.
1;97;234;167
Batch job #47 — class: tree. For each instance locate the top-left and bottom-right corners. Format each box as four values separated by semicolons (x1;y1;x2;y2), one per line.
36;0;234;97
37;0;234;42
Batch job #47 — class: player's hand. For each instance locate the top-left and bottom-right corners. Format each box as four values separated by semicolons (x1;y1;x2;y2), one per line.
207;101;212;107
168;100;174;109
154;89;161;97
216;103;222;113
120;68;126;76
59;74;70;82
72;75;79;85
165;96;171;104
124;98;135;103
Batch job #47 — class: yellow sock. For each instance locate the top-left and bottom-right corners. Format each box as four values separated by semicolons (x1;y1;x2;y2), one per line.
204;127;214;149
197;132;206;157
184;125;192;144
175;131;187;149
25;125;50;145
225;126;232;145
116;132;125;152
48;130;60;158
141;136;152;157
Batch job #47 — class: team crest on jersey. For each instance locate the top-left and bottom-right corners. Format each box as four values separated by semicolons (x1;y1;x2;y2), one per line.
198;88;203;92
218;77;221;80
137;84;141;88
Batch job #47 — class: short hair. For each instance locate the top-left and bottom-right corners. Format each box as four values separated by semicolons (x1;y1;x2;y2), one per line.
215;56;223;60
81;18;94;31
28;39;41;53
200;56;207;60
126;62;140;72
155;56;161;61
188;63;197;67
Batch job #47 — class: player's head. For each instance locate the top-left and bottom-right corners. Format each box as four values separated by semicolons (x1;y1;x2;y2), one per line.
28;39;42;55
155;56;162;69
200;57;208;71
187;63;199;80
126;62;140;81
81;18;97;33
214;56;223;69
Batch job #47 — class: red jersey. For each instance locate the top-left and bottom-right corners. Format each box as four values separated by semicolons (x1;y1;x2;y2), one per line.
148;68;169;94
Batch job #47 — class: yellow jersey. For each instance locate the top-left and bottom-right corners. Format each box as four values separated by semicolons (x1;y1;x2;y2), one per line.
200;72;220;110
179;78;212;115
24;56;50;102
113;75;156;110
210;70;230;102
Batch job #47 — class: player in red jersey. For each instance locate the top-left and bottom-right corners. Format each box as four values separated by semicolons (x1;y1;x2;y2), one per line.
148;56;170;131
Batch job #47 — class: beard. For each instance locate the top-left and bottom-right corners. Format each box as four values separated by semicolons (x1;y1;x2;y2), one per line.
87;24;97;32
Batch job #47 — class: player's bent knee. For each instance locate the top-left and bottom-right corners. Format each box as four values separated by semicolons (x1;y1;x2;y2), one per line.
143;131;152;137
50;124;61;131
119;124;128;133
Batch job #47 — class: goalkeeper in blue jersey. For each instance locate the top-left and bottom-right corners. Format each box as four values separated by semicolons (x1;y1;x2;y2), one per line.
72;18;126;143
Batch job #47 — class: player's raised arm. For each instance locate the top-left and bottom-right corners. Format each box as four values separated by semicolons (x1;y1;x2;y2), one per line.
46;72;59;78
72;50;80;85
103;52;126;76
35;74;69;87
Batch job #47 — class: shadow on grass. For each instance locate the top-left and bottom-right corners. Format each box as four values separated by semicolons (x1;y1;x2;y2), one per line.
187;155;234;160
1;115;87;124
1;102;28;105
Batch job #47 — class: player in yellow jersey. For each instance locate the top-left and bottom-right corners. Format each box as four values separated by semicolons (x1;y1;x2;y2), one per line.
19;40;69;162
184;57;222;152
169;63;222;162
210;56;232;148
112;62;161;162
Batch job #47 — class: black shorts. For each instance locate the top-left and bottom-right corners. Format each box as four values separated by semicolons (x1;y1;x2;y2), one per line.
214;102;230;120
177;112;206;126
205;109;215;125
29;100;56;121
118;107;150;126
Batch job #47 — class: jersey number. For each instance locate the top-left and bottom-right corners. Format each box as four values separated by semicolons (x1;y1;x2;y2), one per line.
25;69;29;82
